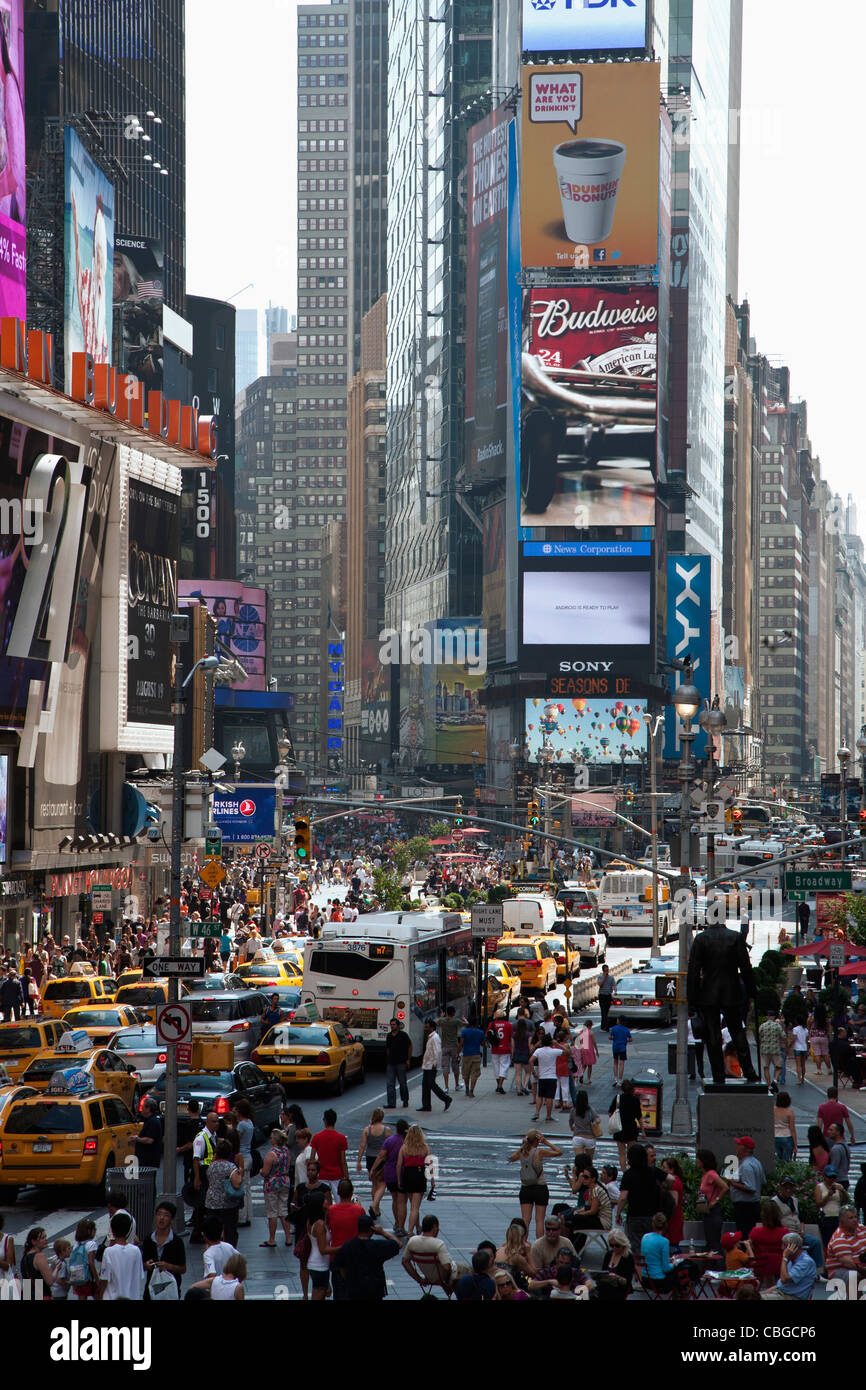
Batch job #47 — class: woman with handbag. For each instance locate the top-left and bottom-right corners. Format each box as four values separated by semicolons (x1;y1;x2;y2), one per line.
695;1148;729;1253
569;1089;601;1158
577;1020;599;1085
609;1078;644;1171
204;1138;244;1246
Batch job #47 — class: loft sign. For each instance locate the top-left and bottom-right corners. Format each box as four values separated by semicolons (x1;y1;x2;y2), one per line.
0;317;217;460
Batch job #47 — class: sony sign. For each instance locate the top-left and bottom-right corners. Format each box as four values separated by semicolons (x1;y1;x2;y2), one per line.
522;0;647;55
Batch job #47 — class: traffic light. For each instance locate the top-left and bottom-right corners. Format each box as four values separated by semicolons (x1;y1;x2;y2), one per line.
293;817;312;861
527;799;540;828
455;797;464;828
624;787;634;807
732;807;743;827
859;809;866;835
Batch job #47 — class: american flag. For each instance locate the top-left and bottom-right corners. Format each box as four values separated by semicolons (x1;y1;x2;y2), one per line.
135;279;162;300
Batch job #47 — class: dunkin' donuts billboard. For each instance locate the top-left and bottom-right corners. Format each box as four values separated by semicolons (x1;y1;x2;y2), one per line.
520;62;660;271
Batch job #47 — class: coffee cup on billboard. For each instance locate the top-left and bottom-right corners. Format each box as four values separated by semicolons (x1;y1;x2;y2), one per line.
552;139;626;245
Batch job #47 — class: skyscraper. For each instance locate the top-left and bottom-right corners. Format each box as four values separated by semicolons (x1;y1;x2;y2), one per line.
385;0;492;763
235;308;260;394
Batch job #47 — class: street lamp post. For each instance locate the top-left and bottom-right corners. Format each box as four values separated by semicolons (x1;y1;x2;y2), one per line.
165;648;220;1211
642;712;664;960
232;739;246;783
698;697;727;887
672;675;701;1136
839;745;850;862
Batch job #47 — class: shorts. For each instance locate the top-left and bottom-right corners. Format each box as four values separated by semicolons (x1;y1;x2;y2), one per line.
612;1051;627;1062
462;1055;481;1085
365;1154;380;1174
794;1049;808;1058
309;1268;330;1291
400;1167;427;1195
573;1137;596;1153
537;1079;556;1099
765;1053;782;1069
441;1049;457;1075
493;1052;512;1079
264;1188;289;1220
519;1183;549;1207
810;1036;829;1057
386;1179;400;1194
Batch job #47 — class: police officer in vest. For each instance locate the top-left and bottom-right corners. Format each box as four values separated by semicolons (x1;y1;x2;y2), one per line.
189;1111;220;1244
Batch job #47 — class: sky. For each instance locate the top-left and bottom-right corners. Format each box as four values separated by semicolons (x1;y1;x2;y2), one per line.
186;0;866;519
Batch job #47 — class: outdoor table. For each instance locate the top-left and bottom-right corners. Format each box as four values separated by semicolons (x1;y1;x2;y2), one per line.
703;1266;760;1299
673;1251;723;1300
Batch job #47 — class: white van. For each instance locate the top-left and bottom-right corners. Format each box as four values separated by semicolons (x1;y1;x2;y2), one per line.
502;895;560;936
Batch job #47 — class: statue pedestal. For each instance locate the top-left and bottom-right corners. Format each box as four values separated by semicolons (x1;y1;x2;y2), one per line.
697;1088;776;1175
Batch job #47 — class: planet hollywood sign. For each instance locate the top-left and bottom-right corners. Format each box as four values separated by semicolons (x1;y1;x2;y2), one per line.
0;318;217;460
48;867;134;898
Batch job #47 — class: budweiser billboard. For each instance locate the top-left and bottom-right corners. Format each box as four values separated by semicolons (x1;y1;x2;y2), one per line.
520;285;658;530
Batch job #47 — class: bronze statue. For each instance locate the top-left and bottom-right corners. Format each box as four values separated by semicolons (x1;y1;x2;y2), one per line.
687;922;759;1084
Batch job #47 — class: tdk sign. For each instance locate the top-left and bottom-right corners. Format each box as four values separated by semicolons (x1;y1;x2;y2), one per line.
523;0;646;53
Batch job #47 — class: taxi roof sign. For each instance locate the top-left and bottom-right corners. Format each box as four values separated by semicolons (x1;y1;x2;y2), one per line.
54;1030;93;1054
47;1067;95;1096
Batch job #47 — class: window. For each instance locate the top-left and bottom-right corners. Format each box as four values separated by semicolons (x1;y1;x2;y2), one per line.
215;324;226;350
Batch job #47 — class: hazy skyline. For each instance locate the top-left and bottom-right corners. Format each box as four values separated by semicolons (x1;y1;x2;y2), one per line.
186;0;865;517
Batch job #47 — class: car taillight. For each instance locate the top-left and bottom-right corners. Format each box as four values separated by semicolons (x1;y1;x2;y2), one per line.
286;1010;295;1021
157;1053;167;1064
228;1021;249;1032
84;1138;98;1153
613;998;622;1005
215;1096;229;1115
138;1095;148;1114
315;1052;331;1065
641;1000;654;1007
397;1011;405;1021
250;1050;260;1064
589;938;596;948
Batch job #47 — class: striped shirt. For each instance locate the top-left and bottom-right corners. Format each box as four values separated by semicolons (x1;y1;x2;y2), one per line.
826;1225;866;1277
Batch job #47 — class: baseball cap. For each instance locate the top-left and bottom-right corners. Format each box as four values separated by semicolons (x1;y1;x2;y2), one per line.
357;1215;375;1233
823;1164;837;1177
721;1231;742;1251
734;1136;755;1150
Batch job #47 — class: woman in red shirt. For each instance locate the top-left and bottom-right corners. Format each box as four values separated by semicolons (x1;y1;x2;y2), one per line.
662;1156;685;1251
745;1200;785;1288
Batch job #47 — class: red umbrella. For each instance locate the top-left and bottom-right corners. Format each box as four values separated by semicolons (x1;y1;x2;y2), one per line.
457;827;487;835
783;939;865;960
838;958;866;976
429;837;453;845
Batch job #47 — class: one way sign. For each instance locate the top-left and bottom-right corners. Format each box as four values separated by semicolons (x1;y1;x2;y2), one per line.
143;957;205;978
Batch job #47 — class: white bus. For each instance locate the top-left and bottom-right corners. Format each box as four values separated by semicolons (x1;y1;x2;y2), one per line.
300;911;474;1055
596;868;677;944
730;838;786;895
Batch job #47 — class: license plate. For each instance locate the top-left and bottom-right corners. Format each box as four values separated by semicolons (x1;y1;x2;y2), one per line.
278;1056;305;1065
33;1142;53;1153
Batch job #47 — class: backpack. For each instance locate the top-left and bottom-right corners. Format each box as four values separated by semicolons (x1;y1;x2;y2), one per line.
67;1242;92;1286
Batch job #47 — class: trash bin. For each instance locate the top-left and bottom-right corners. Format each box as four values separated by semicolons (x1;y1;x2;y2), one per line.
105;1166;158;1236
632;1069;663;1137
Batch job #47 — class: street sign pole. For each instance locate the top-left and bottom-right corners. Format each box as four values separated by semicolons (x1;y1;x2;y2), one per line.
165;629;185;1212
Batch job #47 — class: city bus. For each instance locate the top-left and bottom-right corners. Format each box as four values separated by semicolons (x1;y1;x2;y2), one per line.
300;911;473;1055
596;868;677;944
730;838;786;896
734;802;772;830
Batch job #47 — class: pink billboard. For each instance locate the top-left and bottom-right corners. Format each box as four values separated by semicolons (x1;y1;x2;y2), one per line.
0;0;26;319
179;581;267;691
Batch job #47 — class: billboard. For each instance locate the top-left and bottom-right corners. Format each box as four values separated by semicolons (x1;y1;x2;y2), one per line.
570;791;617;827
520;550;653;678
465;110;511;485
522;0;647;53
64;127;115;390
482;498;506;667
0;0;25;319
520;62;660;271
663;555;711;760
126;475;179;724
525;696;648;764
360;638;391;761
521;286;657;527
179;580;267;691
212;785;277;843
422;621;487;765
115;235;164;392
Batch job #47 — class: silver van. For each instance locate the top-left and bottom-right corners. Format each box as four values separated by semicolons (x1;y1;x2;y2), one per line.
189;990;268;1061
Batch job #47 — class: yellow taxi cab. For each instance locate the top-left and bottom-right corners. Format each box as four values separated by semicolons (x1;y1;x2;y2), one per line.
113;981;168;1022
485;959;522;1011
540;929;582;981
270;942;304;975
490;934;557;998
60;1004;148;1043
0;1067;140;1202
39;968;117;1020
251;1019;365;1095
114;969;143;991
0;1066;39;1119
18;1030;142;1111
234;956;303;990
0;1019;69;1080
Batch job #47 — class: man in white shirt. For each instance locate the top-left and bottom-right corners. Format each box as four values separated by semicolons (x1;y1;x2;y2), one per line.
202;1216;238;1276
418;1018;453;1114
98;1213;145;1300
402;1215;459;1291
532;1040;563;1122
